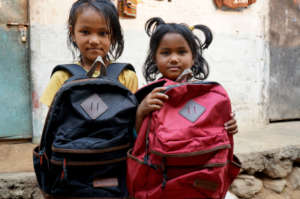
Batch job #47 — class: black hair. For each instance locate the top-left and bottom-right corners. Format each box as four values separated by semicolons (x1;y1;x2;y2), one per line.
67;0;124;61
143;17;213;82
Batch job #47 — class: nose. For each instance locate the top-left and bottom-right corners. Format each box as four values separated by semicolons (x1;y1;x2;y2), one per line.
89;34;100;45
169;53;179;64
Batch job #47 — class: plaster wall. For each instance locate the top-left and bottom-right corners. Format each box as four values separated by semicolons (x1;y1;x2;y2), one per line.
29;0;270;143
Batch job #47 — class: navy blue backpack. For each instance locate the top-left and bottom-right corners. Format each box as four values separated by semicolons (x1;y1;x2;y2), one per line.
33;61;138;198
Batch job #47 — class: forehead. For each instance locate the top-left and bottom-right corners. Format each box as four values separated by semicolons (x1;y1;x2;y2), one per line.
75;7;108;28
158;33;190;48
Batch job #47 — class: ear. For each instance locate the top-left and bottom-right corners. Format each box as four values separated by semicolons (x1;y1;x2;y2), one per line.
69;26;75;42
191;56;195;67
152;54;156;63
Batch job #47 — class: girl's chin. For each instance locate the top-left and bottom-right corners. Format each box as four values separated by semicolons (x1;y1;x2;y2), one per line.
164;75;179;81
88;55;103;62
165;72;182;81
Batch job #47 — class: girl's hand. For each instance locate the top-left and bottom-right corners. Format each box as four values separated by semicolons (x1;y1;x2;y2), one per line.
138;87;169;117
135;87;169;132
224;112;238;135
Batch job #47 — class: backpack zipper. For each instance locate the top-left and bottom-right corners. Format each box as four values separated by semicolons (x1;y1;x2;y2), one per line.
51;143;131;154
151;144;231;158
51;156;126;166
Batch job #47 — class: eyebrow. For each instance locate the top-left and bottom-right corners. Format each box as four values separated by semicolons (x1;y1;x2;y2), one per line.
159;46;187;50
78;24;109;30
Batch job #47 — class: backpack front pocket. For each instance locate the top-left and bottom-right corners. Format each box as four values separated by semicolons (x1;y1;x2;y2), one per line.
160;167;227;199
151;127;231;157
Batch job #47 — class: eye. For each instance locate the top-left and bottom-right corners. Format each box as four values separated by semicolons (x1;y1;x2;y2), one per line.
178;49;187;55
99;31;110;37
160;51;170;55
80;30;89;35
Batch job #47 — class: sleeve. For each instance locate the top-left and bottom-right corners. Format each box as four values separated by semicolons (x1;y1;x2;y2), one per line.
118;69;139;93
40;70;71;107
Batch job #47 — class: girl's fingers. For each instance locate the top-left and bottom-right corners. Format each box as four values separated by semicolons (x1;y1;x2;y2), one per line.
224;119;236;127
225;123;237;130
228;128;238;135
150;104;163;110
231;111;236;118
152;87;167;93
151;98;165;106
153;93;169;101
225;122;238;134
152;87;169;100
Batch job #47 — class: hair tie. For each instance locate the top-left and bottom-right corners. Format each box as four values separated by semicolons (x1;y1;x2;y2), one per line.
189;26;194;31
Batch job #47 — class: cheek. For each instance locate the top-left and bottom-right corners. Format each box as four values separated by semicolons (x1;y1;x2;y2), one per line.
156;65;165;74
105;36;112;44
74;38;85;46
156;60;166;70
155;55;167;64
186;56;194;68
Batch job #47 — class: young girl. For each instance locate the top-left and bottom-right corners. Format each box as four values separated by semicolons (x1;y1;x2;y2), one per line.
136;17;238;133
40;0;138;107
37;0;137;198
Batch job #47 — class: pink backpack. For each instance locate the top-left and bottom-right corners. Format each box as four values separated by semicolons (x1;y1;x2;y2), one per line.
127;78;241;199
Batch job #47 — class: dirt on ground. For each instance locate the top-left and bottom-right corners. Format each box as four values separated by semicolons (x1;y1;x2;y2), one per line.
0;142;37;173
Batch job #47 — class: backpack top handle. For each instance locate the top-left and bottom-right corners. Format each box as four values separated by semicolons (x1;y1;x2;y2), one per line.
87;56;106;78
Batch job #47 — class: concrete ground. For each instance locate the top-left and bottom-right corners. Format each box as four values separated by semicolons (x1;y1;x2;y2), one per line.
0;142;36;173
235;121;300;155
0;121;299;174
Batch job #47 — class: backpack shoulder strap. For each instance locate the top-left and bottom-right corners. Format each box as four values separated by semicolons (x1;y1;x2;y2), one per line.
51;64;86;77
135;79;166;103
106;63;135;81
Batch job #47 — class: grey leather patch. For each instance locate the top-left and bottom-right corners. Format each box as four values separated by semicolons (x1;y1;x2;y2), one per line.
80;94;108;119
179;100;205;122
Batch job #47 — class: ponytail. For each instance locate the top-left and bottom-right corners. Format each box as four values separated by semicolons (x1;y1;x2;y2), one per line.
191;24;213;50
145;17;166;37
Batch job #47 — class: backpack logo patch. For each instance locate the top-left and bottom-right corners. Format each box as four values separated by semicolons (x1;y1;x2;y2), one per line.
179;100;205;122
80;94;108;119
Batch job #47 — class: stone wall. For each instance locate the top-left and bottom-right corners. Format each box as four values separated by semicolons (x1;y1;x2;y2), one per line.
229;146;300;199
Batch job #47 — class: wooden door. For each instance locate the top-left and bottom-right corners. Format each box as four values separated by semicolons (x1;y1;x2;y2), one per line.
269;0;300;121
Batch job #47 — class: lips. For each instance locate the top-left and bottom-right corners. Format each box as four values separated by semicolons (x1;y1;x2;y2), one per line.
88;48;102;52
167;66;181;71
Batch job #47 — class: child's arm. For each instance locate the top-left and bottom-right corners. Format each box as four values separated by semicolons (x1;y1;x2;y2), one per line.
224;112;238;135
135;87;169;132
40;70;71;107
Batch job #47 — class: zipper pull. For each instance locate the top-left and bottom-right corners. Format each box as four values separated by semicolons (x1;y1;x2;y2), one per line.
161;157;168;189
60;158;68;183
39;149;45;166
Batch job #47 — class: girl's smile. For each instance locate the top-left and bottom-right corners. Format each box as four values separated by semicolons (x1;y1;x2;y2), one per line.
155;33;194;81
